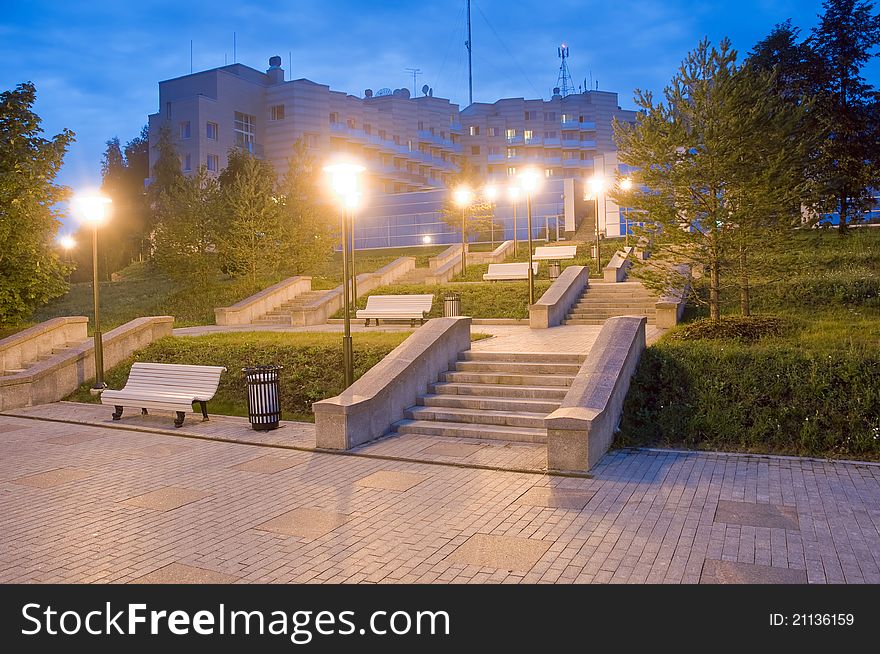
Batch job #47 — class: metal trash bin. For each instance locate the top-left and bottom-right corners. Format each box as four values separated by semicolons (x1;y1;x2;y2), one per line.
243;365;283;431
548;260;561;280
443;293;461;317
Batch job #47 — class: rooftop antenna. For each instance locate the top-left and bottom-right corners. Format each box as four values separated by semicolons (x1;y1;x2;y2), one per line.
190;40;193;74
405;68;422;97
556;44;573;97
289;51;292;80
466;0;473;105
233;32;236;63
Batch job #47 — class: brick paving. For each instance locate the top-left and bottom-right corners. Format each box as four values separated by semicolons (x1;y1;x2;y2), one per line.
1;410;879;584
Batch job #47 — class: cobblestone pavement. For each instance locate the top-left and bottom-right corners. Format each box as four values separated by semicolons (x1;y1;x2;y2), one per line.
1;410;878;584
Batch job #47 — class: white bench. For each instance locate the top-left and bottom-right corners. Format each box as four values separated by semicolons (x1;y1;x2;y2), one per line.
483;262;540;281
356;294;434;326
533;245;578;260
101;362;227;427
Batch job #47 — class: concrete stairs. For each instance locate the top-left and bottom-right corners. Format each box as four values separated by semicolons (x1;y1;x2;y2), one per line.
565;281;657;325
390;350;586;444
250;290;329;325
394;267;433;285
1;342;85;375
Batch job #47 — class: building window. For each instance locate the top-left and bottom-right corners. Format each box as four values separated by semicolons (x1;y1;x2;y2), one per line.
408;139;414;151
393;135;400;144
488;146;501;155
524;130;534;142
506;128;516;140
468;125;480;136
206;122;218;140
270;105;285;121
206;154;219;171
329;112;339;124
179;121;191;139
507;166;516;176
579;115;585;123
524;111;536;120
580;151;591;160
418;121;425;130
544;111;556;121
182;153;191;171
507;147;516;158
234;111;256;153
346;118;356;129
561;113;574;123
166;102;172;118
544;130;557;139
471;145;480;155
364;123;372;135
305;134;319;148
563;151;578;160
488;127;498;137
545;168;555;177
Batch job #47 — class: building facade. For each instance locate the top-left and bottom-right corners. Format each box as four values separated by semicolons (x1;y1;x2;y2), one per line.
148;56;639;244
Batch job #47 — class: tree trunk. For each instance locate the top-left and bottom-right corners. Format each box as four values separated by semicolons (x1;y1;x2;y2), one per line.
710;257;721;322
739;246;750;317
838;192;848;236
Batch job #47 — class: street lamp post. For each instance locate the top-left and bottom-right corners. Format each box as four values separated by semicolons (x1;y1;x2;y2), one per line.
349;206;358;315
518;169;541;306
75;195;111;391
587;174;606;276
484;185;497;248
507;185;520;255
324;162;365;389
453;186;473;272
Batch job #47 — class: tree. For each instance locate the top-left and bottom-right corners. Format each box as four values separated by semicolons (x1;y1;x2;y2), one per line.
808;0;880;234
613;39;811;321
217;149;285;290
0;82;74;324
152;167;220;286
747;20;817;102
122;125;151;260
277;139;336;274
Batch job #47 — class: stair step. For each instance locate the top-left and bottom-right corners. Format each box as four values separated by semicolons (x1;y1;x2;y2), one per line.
460;351;586;364
405;405;547;428
574;301;656;308
394;419;547;443
429;382;568;400
566;318;655;325
454;360;582;375
568;310;656;316
418;394;561;413
439;371;574;387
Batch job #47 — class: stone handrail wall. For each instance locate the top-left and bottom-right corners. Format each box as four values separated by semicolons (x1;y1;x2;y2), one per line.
655;264;690;328
0;316;174;411
429;244;465;271
545;316;646;472
313;317;472;449
290;257;416;326
0;316;88;373
603;249;633;283
470;240;514;264
214;276;312;326
529;266;589;329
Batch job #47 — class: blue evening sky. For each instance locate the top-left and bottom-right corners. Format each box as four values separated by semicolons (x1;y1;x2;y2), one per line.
3;0;878;210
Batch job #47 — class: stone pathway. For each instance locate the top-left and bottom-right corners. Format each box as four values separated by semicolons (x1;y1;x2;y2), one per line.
1;409;878;583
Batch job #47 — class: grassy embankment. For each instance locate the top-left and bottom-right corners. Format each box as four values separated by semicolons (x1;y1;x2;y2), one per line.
619;229;880;461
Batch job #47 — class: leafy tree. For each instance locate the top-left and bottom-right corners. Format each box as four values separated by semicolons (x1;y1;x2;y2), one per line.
217;149;285;290
613;39;812;320
277;139;336;274
152;167;220;286
808;0;880;234
0;82;74;324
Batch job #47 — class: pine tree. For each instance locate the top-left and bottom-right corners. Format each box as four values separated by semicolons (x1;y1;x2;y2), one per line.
613;39;811;320
0;82;74;323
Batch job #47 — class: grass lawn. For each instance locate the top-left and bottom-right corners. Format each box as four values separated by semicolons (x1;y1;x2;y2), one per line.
312;245;449;289
619;228;880;461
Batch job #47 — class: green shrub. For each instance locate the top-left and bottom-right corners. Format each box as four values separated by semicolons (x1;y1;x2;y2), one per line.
666;315;796;343
619;341;880;460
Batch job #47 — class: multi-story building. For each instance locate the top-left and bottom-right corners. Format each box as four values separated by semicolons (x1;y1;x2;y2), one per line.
148;56;462;195
148;56;639;244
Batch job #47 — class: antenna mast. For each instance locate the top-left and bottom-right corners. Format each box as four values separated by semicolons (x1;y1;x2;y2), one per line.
405;68;422;97
556;44;573;97
466;0;473;105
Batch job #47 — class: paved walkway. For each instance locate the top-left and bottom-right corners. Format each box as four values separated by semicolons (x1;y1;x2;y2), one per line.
1;407;878;584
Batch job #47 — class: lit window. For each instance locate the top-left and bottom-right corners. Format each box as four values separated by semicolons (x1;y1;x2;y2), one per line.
408;139;414;151
179;121;191;139
506;128;516;140
270;105;285;121
206;154;219;171
561;113;573;123
234;112;256;153
469;125;480;136
507;166;517;176
488;127;498;137
507;147;517;158
524;130;534;142
545;168;555;177
206;122;218;140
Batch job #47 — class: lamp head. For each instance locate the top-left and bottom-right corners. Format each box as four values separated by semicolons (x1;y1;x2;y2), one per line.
453;186;473;207
518;168;541;193
421;235;432;244
507;184;521;201
587;174;606;195
620;177;633;191
75;194;112;226
59;235;76;250
483;184;497;202
323;160;366;205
